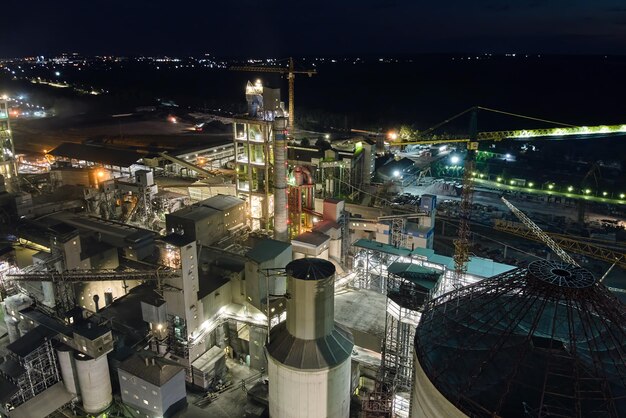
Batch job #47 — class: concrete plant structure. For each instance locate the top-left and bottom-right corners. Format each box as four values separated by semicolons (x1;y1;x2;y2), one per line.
266;258;354;418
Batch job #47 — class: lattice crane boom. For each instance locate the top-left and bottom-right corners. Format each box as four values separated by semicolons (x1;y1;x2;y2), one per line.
230;57;317;131
501;197;579;266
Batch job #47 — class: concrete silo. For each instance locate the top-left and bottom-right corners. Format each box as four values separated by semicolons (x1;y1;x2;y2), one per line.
266;258;354;418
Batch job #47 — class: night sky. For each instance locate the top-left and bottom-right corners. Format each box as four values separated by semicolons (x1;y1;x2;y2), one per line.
3;0;626;57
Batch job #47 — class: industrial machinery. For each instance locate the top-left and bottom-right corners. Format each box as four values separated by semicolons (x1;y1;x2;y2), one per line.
392;106;626;289
230;57;317;131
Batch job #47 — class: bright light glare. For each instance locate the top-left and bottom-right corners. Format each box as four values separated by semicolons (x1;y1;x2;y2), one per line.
393;170;400;177
567;186;574;192
620;194;625;199
548;184;554;190
324;134;330;139
54;71;60;76
450;155;460;164
584;189;591;194
497;177;502;182
528;182;534;187
439;145;447;151
388;131;398;141
505;153;512;159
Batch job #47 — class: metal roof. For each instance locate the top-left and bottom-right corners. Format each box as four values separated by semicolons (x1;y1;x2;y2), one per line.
7;325;57;357
198;194;244;211
266;322;353;369
0;358;25;379
291;231;330;247
118;352;185;387
0;376;18;403
415;261;626;418
286;258;335;281
49;142;144;168
245;238;291;264
387;262;440;290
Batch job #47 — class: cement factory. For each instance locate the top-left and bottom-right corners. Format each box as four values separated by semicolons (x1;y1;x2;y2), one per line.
0;67;624;418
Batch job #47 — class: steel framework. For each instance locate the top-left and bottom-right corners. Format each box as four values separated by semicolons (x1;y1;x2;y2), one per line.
501;197;579;265
7;268;180;282
6;337;61;408
416;262;626;418
494;219;626;270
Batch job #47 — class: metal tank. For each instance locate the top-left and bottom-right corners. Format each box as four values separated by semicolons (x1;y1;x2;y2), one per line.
266;258;354;418
57;346;80;398
74;352;112;413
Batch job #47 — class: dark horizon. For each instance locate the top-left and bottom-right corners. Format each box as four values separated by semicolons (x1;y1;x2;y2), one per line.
3;1;626;58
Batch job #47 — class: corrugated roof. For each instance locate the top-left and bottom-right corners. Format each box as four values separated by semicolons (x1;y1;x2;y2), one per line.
353;239;515;278
49;142;143;168
118;352;185;386
266;322;353;369
286;258;335;281
246;239;291;264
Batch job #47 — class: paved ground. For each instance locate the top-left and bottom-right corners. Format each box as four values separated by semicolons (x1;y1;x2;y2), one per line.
179;358;264;418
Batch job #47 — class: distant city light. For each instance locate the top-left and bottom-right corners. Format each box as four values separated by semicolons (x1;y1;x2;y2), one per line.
54;71;60;76
450;155;460;164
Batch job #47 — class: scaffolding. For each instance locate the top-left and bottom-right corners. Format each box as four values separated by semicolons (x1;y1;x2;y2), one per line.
5;335;61;408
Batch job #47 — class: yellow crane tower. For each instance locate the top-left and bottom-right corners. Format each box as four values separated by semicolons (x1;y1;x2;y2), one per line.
230;57;317;132
390;106;626;288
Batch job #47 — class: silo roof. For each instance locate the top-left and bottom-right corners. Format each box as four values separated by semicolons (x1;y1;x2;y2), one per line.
266;322;353;369
415;260;626;418
286;258;335;281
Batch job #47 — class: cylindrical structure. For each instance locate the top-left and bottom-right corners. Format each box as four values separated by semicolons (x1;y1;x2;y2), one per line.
267;258;354;418
57;347;80;398
285;259;335;340
3;294;32;343
273;117;289;242
74;353;112;413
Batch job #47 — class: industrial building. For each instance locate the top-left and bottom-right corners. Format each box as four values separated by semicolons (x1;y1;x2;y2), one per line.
0;74;624;418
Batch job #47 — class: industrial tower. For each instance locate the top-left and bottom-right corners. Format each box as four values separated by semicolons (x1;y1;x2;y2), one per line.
0;98;18;191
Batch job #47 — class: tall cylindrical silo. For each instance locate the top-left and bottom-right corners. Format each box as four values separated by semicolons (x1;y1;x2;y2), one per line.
266;258;354;418
57;346;80;398
74;352;112;413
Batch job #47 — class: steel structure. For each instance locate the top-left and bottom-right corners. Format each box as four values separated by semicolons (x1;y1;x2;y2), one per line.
5;334;61;409
0;98;18;191
230;57;317;131
414;261;626;418
493;219;626;270
7;268;180;282
501;197;579;265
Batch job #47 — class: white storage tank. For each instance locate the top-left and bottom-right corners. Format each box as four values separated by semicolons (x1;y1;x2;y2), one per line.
266;258;354;418
74;352;112;413
57;346;80;398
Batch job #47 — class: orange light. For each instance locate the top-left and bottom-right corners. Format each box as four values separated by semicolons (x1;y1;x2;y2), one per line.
388;131;398;141
97;170;105;178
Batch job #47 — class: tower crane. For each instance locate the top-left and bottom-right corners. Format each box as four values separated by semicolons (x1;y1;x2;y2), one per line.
230;57;317;132
390;106;626;288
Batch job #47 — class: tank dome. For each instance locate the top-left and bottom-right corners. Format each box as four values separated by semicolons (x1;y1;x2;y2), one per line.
414;260;626;418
